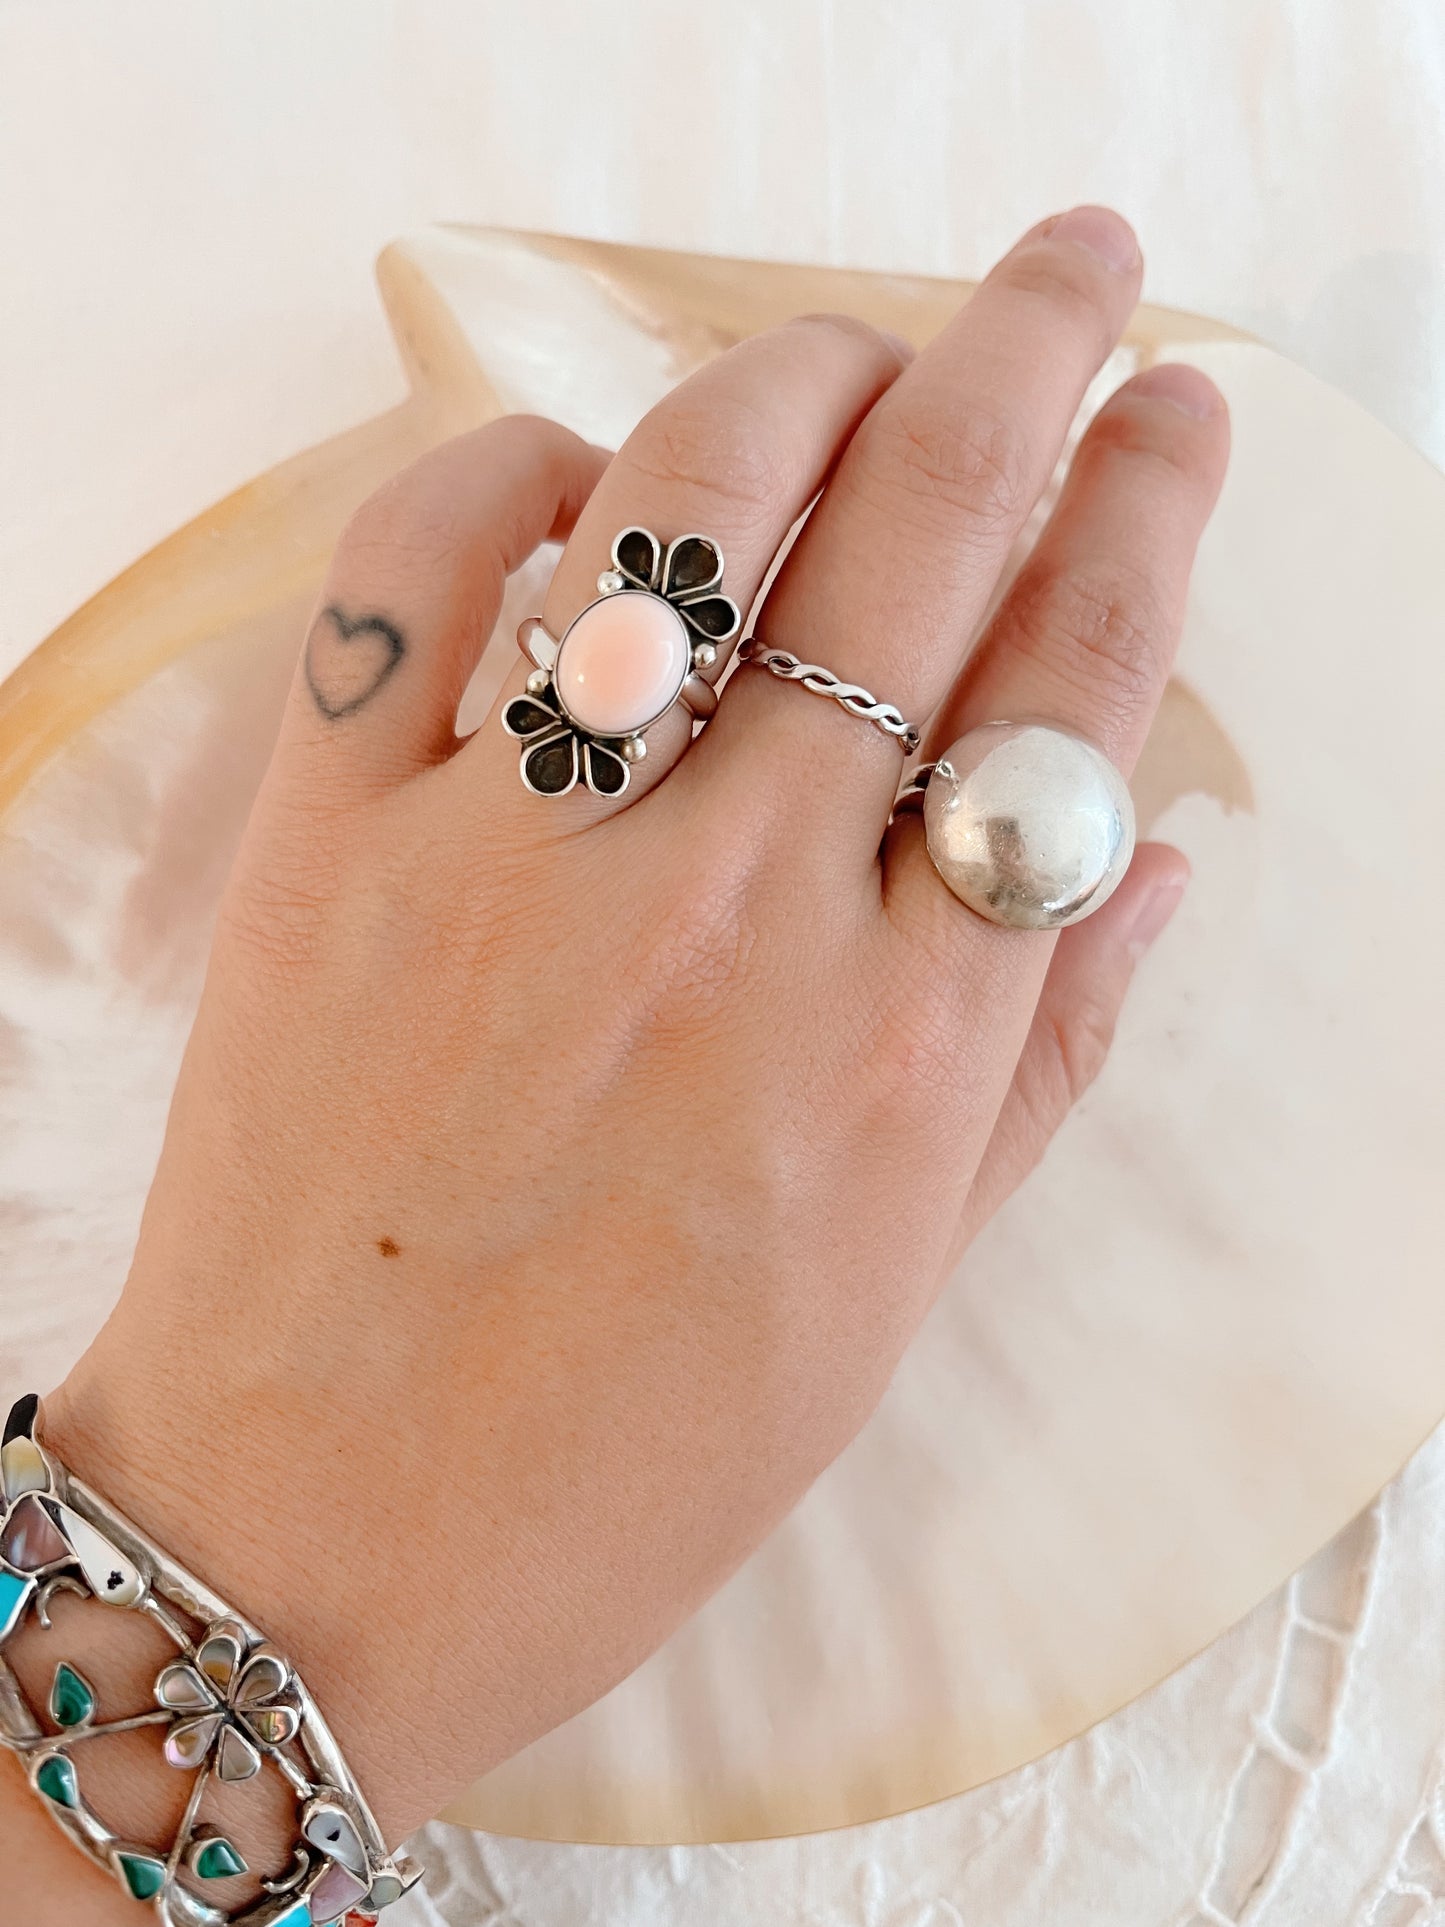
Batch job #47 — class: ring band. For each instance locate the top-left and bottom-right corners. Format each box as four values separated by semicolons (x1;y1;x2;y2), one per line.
905;722;1135;929
736;640;921;755
503;526;740;798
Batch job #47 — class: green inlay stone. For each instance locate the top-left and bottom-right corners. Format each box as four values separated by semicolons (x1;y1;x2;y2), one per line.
35;1754;78;1808
49;1661;95;1728
192;1836;247;1880
117;1852;166;1901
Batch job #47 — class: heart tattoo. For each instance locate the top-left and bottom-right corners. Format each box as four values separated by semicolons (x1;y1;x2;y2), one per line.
304;605;406;720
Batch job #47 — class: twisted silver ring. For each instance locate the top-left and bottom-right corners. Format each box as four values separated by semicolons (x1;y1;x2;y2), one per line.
736;640;921;755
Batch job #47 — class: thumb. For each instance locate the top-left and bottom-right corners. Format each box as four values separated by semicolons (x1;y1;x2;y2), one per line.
959;842;1190;1243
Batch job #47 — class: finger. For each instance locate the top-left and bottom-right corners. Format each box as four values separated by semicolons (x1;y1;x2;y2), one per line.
274;416;608;796
926;360;1230;768
704;207;1143;832
955;843;1188;1246
884;361;1229;930
469;315;909;818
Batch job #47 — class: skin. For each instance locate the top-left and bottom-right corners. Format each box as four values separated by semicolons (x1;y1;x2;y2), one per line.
4;206;1228;1920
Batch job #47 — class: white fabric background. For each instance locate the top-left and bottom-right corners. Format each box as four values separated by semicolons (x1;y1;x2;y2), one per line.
1;4;1443;1921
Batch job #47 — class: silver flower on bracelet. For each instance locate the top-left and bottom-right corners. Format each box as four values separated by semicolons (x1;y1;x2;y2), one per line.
157;1619;301;1782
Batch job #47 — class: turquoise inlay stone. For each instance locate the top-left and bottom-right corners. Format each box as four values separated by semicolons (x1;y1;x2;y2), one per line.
192;1836;247;1880
35;1754;78;1809
0;1568;29;1640
49;1662;95;1728
117;1851;166;1901
269;1901;313;1927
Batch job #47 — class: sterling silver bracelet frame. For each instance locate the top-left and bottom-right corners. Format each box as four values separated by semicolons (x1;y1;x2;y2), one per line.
0;1393;422;1925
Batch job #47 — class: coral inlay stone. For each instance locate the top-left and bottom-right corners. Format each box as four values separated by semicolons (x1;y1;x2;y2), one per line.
554;592;690;738
309;1859;370;1920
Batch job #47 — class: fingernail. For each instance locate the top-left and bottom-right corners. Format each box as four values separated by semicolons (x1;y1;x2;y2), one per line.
879;329;916;365
1048;205;1140;274
1128;877;1188;960
1129;362;1224;421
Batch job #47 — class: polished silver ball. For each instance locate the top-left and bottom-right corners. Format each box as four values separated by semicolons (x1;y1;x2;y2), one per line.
923;722;1135;929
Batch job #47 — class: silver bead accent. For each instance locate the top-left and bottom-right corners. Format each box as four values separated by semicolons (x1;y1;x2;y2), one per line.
692;641;718;671
596;569;627;595
619;734;647;764
525;668;550;696
922;722;1135;929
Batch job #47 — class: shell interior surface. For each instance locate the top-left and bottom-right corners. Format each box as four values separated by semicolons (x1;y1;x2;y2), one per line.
3;231;1445;1847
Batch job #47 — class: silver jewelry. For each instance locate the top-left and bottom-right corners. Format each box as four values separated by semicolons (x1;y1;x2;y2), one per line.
902;722;1135;929
503;526;740;797
0;1393;422;1925
735;639;921;754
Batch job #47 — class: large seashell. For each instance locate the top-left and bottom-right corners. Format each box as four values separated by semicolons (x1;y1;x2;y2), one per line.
2;231;1444;1848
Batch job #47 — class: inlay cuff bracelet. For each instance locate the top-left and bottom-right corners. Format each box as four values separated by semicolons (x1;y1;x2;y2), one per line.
0;1393;421;1924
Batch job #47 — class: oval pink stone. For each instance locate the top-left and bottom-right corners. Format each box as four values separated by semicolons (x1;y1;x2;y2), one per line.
554;592;690;738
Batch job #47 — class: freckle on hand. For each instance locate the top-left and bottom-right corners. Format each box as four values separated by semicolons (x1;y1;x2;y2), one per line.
377;1237;401;1259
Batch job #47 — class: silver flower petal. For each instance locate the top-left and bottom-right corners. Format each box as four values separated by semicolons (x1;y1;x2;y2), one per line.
663;533;723;599
234;1650;291;1708
164;1712;223;1771
521;728;579;796
582;738;630;798
676;592;741;643
156;1661;214;1713
611;526;662;592
196;1625;245;1696
241;1702;300;1748
216;1721;262;1783
502;691;563;740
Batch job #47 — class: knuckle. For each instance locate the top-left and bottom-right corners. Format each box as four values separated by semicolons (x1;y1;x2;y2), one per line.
628;395;787;528
996;246;1118;351
488;409;575;459
861;922;968;1107
870;997;961;1100
335;470;464;580
627;845;768;1013
1084;394;1220;484
1005;562;1166;719
487;412;597;504
858;396;1031;539
788;310;896;358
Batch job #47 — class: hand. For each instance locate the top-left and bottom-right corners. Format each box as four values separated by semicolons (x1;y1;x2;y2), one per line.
22;206;1227;1915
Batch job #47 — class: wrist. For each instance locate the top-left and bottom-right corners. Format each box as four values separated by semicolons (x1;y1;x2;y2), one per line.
39;1352;431;1845
2;1334;454;1919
